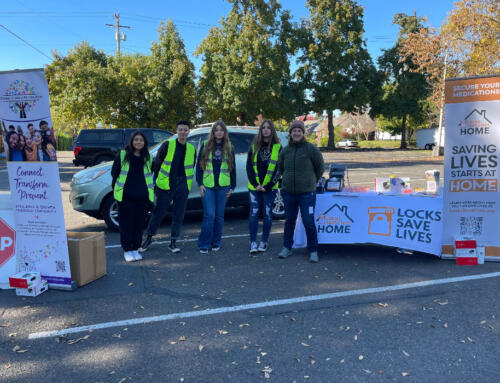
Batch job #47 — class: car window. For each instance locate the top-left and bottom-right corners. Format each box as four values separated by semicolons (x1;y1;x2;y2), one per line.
77;130;100;143
139;130;154;145
101;130;122;142
189;132;209;151
152;130;171;144
229;132;254;154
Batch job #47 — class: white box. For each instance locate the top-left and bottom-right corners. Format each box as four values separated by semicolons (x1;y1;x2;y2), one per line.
477;246;485;264
15;279;48;297
9;272;41;289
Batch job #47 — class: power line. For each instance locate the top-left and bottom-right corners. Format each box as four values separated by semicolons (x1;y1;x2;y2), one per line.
0;24;52;60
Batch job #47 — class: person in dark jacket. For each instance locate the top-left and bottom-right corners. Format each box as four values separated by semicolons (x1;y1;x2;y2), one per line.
139;121;196;254
246;119;282;254
111;131;154;262
277;120;324;262
196;120;236;253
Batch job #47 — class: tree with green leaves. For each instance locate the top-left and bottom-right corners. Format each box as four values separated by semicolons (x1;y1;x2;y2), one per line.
371;12;430;149
297;0;379;149
195;0;297;124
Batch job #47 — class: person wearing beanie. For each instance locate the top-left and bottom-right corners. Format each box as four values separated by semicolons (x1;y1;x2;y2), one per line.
277;119;324;262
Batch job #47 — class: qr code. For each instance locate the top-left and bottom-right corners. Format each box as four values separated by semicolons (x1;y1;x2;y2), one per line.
460;217;483;236
55;261;66;272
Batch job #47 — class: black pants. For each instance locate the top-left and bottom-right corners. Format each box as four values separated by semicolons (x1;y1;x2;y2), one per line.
118;196;150;251
146;179;189;239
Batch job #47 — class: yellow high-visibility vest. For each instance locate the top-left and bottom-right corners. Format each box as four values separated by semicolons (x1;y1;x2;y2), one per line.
156;140;196;191
248;143;281;190
113;150;154;202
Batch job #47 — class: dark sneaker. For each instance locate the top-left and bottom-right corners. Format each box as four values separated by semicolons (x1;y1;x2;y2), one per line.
249;242;258;254
278;247;292;259
309;251;319;263
257;242;268;252
211;245;220;252
168;240;181;253
139;235;152;253
199;248;209;254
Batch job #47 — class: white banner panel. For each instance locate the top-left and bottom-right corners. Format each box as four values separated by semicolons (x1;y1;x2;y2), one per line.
443;75;500;258
0;194;16;289
294;193;443;256
1;69;71;287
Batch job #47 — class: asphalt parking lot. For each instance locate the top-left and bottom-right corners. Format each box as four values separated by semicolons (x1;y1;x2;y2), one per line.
1;150;499;383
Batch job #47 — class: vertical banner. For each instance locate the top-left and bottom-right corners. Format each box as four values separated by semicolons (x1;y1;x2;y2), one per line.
0;69;71;287
443;74;500;260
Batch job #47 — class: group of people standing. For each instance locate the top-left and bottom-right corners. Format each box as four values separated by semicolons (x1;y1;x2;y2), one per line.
2;120;57;162
111;119;324;263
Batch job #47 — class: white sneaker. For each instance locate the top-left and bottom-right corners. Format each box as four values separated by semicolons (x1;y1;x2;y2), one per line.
257;242;268;252
250;242;258;254
133;250;143;261
123;251;135;262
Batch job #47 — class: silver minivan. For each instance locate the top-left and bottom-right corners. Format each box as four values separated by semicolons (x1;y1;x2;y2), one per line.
70;126;288;230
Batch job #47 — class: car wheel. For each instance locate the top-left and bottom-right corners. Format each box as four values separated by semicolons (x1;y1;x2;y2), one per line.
424;144;430;150
94;156;114;166
101;196;119;231
429;143;436;150
272;189;285;219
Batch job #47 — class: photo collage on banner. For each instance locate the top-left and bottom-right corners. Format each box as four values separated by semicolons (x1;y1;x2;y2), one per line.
443;74;500;261
0;68;71;287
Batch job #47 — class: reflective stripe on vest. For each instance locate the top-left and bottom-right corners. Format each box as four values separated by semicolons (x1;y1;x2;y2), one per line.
202;140;231;188
248;143;281;190
156;140;196;191
113;150;155;203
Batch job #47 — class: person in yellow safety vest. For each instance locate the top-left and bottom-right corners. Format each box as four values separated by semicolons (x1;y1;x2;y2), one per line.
195;120;236;253
139;120;196;254
246;119;282;254
111;131;155;262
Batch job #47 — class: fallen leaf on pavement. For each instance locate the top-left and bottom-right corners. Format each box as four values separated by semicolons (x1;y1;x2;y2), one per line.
12;345;28;353
168;341;177;345
261;366;272;379
8;333;17;337
402;372;410;377
178;336;186;341
363;369;372;374
402;350;410;357
335;273;344;279
239;323;250;328
118;378;127;383
434;299;448;305
0;324;10;327
358;355;364;360
128;283;133;287
467;337;474;343
66;335;89;345
198;345;204;352
301;342;310;347
290;317;296;322
4;363;12;369
340;359;345;364
444;323;448;328
378;303;389;308
218;330;228;335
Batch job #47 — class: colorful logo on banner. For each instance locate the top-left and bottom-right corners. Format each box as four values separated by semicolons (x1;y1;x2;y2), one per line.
316;204;353;234
0;218;16;267
367;207;394;236
0;80;42;118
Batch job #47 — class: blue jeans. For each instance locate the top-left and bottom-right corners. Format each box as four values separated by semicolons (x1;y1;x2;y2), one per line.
282;191;317;251
198;186;229;249
249;189;276;243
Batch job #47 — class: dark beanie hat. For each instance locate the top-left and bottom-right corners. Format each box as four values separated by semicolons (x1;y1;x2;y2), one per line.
289;120;305;133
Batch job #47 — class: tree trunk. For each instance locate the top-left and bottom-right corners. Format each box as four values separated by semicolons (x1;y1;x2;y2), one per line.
400;115;407;149
327;110;335;150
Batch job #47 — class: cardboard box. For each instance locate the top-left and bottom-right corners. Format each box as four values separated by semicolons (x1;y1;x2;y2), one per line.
67;232;106;286
9;272;41;289
16;279;48;297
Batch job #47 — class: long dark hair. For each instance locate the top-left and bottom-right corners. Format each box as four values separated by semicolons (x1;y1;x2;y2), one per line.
124;131;150;165
200;120;233;172
6;131;25;161
250;119;280;156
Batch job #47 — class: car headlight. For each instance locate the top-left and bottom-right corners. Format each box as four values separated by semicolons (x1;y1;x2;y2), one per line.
73;169;109;185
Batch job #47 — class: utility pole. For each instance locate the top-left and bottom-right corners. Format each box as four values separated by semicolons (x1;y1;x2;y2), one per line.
106;13;130;55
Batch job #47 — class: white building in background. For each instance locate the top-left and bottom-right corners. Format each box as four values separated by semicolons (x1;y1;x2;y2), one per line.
375;130;401;141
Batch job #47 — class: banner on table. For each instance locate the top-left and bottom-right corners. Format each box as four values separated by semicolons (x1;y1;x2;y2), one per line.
294;193;443;256
0;69;71;287
443;74;500;260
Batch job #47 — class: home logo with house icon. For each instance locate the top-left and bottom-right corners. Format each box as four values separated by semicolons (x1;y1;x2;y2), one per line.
458;109;492;136
316;204;353;234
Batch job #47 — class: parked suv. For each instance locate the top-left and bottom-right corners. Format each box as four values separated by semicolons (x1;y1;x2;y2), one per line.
70;126;288;231
73;128;173;167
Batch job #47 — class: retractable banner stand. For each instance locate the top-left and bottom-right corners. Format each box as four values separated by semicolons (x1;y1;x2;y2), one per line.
443;74;500;261
0;69;72;287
